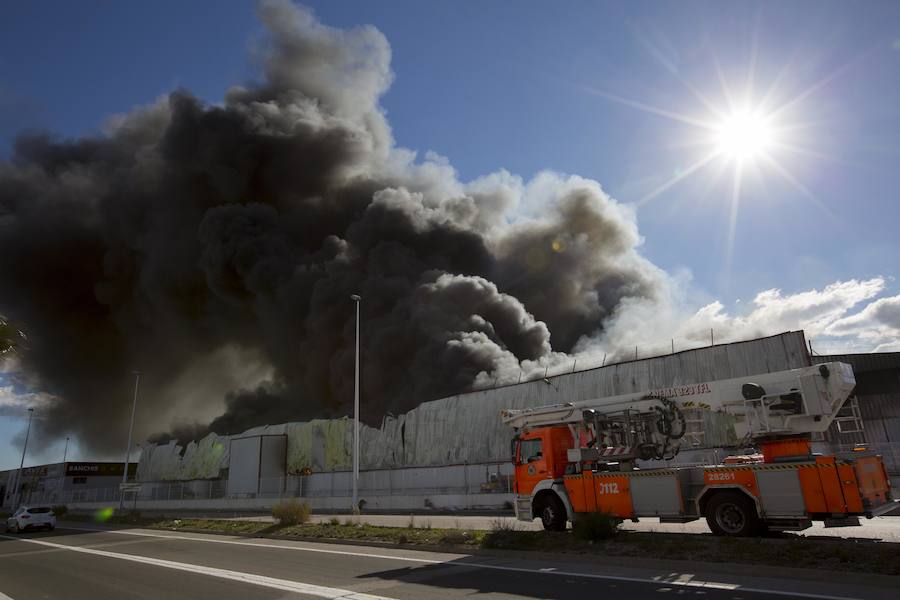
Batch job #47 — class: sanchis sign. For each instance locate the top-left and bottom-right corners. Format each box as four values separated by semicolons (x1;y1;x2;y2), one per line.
65;463;136;477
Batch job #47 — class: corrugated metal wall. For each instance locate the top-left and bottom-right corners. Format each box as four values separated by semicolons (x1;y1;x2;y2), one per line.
362;330;810;470
814;352;900;373
138;331;812;480
813;352;900;472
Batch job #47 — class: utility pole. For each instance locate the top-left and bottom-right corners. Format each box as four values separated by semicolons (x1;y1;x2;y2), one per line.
350;294;361;515
59;435;70;501
119;371;140;512
13;408;34;509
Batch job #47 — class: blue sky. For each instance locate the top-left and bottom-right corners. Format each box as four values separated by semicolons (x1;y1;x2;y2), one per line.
2;0;899;468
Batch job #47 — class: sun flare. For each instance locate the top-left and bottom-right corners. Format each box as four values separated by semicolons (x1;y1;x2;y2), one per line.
713;110;774;161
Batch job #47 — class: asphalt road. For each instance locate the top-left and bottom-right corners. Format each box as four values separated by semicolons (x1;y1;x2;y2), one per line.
0;524;893;600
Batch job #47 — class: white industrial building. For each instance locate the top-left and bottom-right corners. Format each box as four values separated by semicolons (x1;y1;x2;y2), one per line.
0;462;136;510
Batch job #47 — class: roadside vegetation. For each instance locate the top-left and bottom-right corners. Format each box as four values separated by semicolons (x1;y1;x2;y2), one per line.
64;510;144;525
57;512;900;576
155;519;277;535
571;512;619;541
271;499;311;525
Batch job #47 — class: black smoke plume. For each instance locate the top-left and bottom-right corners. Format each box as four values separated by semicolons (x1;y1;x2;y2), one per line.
0;1;664;451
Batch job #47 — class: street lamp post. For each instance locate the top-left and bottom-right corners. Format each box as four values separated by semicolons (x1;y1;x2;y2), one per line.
59;435;70;502
119;371;140;512
12;408;34;510
350;294;361;515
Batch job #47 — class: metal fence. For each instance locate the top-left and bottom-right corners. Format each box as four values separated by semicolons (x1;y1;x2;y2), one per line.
17;462;515;508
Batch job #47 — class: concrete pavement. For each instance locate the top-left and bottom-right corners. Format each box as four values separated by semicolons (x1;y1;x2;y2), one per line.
0;523;895;600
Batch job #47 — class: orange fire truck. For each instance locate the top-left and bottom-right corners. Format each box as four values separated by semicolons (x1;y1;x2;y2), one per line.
503;362;895;536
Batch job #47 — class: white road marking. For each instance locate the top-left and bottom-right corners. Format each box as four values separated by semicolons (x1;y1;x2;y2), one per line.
54;526;863;600
0;534;391;600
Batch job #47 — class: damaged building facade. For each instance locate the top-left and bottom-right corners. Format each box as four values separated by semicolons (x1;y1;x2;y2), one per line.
124;331;898;511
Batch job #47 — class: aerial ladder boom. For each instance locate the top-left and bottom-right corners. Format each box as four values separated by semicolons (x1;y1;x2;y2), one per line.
502;362;857;461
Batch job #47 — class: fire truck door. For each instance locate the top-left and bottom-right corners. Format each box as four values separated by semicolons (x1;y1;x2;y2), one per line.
516;436;548;496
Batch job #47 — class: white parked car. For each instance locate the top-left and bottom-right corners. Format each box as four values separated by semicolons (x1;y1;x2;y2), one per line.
5;506;56;533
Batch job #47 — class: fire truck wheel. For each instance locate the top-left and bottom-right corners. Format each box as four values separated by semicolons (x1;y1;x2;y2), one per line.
538;494;567;531
705;491;760;537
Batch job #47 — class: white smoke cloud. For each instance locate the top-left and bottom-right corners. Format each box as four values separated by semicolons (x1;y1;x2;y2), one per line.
825;293;900;352
578;277;897;364
0;383;56;416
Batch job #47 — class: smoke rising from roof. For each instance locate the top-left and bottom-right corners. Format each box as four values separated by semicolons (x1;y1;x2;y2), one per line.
0;0;667;451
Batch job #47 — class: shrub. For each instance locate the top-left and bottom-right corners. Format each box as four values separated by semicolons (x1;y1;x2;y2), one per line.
328;517;340;526
572;512;619;542
489;517;518;532
272;499;311;526
52;505;68;518
482;518;521;549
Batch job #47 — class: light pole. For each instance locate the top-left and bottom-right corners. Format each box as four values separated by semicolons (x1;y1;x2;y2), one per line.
119;371;140;512
12;408;34;510
59;436;70;502
350;294;361;515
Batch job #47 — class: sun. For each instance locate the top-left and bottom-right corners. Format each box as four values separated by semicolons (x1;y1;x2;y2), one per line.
582;41;841;276
584;65;829;225
713;110;774;161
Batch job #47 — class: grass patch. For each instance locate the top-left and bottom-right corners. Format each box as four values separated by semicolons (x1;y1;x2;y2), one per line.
152;518;275;535
64;511;147;525
145;518;486;546
278;522;486;546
